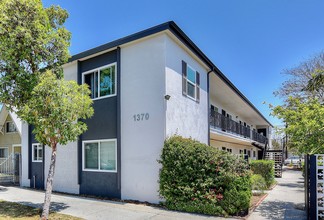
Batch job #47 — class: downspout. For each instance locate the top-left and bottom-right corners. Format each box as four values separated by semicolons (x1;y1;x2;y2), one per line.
207;68;214;146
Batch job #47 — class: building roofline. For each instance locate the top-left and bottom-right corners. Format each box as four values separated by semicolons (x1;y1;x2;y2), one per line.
69;21;273;127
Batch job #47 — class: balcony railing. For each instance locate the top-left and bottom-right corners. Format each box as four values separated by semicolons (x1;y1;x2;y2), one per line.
210;109;267;144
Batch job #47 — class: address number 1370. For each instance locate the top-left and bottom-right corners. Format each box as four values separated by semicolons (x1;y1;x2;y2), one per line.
133;113;149;121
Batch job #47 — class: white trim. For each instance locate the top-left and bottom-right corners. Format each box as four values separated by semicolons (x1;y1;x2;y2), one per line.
82;138;117;173
32;143;43;162
82;62;117;101
5;121;18;134
0;147;9;159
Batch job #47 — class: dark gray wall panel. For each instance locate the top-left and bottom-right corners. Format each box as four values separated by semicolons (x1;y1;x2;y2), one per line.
80;172;120;198
80;51;117;73
29;125;44;189
30;162;44;189
82;97;117;140
78;50;121;199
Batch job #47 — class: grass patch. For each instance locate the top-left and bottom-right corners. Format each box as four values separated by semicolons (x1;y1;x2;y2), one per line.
0;200;81;220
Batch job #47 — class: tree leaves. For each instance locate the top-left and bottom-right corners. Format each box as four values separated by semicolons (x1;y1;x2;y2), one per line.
271;97;324;154
0;0;71;109
20;71;94;147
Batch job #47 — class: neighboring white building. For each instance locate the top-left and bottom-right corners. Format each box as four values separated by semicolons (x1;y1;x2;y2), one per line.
21;21;272;203
0;106;22;183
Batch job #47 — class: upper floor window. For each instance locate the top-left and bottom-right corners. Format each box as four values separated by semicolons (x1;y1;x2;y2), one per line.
6;121;17;133
83;63;116;100
186;65;196;98
182;61;200;102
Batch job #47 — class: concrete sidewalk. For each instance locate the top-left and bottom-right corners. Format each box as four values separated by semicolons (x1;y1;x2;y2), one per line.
0;186;230;220
248;167;307;220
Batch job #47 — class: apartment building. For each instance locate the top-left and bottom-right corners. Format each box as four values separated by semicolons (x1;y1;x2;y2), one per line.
21;21;272;203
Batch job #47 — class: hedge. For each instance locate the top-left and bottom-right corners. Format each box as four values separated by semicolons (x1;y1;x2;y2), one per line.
251;174;267;191
250;160;274;188
159;136;251;216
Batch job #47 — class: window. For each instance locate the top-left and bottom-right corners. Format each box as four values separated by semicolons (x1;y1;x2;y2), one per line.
253;151;256;158
227;148;232;153
182;61;200;102
83;139;117;172
83;63;116;100
32;144;43;162
211;105;218;113
187;65;196;98
0;148;8;158
6;121;17;133
222;147;226;151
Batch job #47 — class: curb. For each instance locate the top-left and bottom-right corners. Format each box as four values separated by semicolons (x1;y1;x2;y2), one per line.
244;193;268;219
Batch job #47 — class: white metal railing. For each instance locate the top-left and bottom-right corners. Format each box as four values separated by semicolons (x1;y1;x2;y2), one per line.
0;153;15;182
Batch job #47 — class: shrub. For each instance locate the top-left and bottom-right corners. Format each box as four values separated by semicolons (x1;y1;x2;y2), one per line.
159;136;251;216
250;160;274;188
251;174;267;191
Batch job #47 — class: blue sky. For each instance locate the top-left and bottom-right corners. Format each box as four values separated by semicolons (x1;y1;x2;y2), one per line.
42;0;324;126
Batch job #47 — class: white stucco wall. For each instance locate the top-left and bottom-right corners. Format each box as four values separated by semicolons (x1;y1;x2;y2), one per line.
44;141;79;194
120;34;166;203
21;122;29;187
165;35;209;144
63;61;78;81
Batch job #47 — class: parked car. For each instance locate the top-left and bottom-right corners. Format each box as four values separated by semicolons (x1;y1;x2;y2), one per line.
284;156;302;166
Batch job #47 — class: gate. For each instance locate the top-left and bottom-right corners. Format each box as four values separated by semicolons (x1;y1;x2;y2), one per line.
305;154;324;220
265;150;283;178
0;153;21;185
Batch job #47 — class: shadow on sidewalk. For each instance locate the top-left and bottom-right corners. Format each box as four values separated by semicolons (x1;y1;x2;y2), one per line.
256;200;306;220
19;201;69;212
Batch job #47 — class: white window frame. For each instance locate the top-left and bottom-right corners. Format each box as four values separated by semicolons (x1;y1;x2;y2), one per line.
82;63;117;101
32;143;43;162
82;139;117;173
186;64;197;100
5;121;17;134
0;147;9;159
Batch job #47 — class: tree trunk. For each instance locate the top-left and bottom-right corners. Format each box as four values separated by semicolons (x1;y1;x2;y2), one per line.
40;143;57;220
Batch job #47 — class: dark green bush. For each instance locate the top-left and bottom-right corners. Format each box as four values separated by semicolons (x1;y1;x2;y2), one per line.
159;136;251;216
251;174;267;191
250;160;274;188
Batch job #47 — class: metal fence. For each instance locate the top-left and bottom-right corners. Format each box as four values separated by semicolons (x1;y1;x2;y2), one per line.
0;153;20;185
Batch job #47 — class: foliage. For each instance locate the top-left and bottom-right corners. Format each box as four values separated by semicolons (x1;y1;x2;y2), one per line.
271;139;281;150
250;160;274;188
274;52;324;102
251;174;267;191
0;0;71;110
20;71;93;146
271;97;324;154
304;70;324;98
159;136;251;216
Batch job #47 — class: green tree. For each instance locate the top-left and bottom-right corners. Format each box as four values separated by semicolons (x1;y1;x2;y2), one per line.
21;71;93;219
0;1;93;219
0;0;70;110
271;98;324;154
